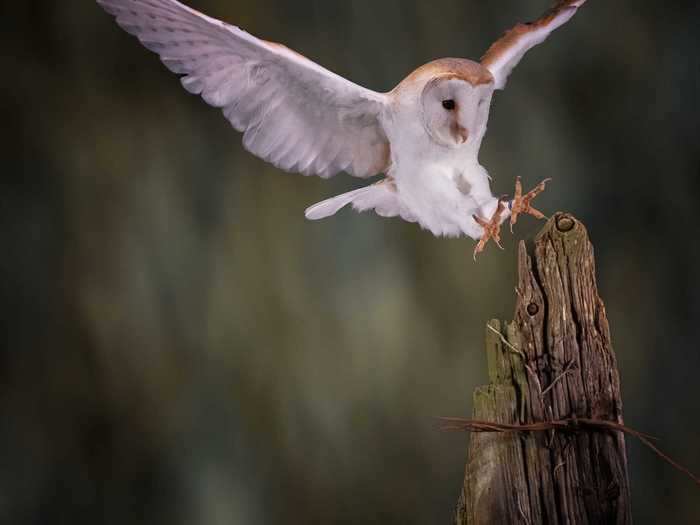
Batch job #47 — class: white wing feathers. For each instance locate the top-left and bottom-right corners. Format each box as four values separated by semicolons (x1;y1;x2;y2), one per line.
97;0;391;178
481;0;587;90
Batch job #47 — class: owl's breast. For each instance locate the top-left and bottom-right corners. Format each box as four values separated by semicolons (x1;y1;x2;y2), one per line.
390;159;494;238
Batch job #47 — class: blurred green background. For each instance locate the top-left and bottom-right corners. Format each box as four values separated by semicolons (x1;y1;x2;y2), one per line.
3;1;699;523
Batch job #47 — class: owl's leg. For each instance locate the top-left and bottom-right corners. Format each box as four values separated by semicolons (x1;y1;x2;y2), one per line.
472;198;508;260
509;177;551;232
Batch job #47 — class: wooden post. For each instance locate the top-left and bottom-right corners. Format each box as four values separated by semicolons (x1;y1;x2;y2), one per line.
454;213;632;525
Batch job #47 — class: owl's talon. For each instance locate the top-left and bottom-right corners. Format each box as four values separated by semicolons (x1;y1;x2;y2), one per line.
473;199;507;260
510;177;551;232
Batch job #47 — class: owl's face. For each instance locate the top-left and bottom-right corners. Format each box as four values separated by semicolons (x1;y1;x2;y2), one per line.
421;77;494;149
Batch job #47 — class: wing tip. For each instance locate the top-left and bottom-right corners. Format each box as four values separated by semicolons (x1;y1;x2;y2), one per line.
481;0;587;89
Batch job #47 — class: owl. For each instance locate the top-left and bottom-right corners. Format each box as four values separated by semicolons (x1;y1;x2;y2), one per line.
97;0;587;257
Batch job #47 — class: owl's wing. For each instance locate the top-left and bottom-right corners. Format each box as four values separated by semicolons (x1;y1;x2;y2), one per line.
481;0;587;90
97;0;391;178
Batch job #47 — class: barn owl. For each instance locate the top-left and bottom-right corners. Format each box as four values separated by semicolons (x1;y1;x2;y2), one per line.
97;0;587;257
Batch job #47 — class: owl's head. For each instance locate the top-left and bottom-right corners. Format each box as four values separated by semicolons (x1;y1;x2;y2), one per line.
421;75;494;149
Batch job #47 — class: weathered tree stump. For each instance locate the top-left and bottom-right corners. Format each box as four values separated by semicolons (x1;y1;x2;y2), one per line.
454;213;632;525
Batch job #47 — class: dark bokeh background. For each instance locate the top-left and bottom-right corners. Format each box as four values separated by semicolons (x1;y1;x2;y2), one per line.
3;1;699;523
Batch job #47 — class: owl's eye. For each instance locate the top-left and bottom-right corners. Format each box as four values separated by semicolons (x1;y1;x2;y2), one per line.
442;99;456;111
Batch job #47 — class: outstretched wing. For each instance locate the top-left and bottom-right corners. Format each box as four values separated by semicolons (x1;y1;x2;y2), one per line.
97;0;391;178
481;0;587;90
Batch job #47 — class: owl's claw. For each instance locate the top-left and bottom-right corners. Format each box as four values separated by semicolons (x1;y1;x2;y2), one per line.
510;177;551;233
473;199;507;260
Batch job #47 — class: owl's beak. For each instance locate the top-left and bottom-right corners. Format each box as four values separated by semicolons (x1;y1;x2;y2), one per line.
453;124;469;144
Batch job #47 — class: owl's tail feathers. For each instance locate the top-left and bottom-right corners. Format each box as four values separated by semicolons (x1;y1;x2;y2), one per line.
305;182;410;221
304;187;371;220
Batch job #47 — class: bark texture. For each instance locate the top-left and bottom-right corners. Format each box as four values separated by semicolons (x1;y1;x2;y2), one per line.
454;213;632;525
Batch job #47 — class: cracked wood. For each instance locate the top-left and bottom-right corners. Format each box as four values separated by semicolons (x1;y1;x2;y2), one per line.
454;213;632;525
